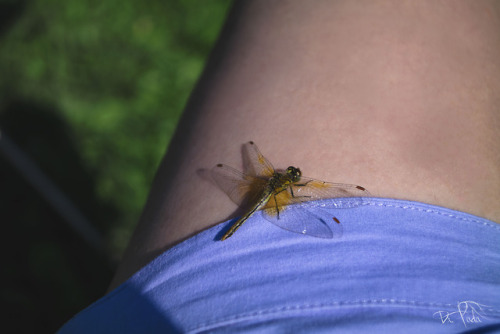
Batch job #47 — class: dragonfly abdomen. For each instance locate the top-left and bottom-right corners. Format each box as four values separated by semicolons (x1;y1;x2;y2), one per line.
220;187;274;240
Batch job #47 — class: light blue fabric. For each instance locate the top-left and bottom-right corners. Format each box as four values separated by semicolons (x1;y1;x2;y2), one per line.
58;198;500;333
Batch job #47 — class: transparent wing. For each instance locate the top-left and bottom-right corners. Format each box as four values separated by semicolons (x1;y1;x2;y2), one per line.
288;177;370;204
260;202;342;238
259;177;369;238
211;163;268;206
242;141;276;178
261;178;370;212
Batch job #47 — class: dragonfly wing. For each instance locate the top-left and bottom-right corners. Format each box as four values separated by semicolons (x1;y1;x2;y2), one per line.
261;203;341;238
211;163;268;206
242;141;276;178
288;177;371;207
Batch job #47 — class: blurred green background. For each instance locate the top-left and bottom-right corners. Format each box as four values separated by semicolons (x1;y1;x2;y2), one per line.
0;0;232;332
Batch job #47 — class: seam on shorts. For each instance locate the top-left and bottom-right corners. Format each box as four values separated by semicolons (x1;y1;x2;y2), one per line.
187;298;500;333
332;198;500;231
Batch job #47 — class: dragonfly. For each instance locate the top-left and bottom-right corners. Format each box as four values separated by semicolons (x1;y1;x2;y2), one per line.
212;141;370;240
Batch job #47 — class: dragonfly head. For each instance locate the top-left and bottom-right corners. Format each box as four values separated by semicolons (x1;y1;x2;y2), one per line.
286;166;302;181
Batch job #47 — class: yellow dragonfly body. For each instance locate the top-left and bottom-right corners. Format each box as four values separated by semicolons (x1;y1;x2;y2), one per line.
212;141;369;240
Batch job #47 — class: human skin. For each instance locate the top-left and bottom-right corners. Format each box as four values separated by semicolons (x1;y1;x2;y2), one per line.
108;0;500;291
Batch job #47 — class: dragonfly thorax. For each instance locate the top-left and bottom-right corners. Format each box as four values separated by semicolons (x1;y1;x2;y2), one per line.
268;166;302;190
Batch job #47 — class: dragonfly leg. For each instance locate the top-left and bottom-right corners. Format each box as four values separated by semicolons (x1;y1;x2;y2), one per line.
273;192;281;219
290;184;312;199
294;180;313;187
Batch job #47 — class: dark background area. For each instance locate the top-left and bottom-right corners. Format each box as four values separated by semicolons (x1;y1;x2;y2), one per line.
0;0;232;332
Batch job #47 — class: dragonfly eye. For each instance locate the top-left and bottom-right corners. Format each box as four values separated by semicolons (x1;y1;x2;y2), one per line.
286;166;301;180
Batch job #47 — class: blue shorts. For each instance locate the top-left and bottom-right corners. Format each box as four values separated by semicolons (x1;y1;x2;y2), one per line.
58;198;500;333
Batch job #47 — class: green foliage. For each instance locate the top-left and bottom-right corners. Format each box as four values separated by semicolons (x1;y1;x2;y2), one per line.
1;1;232;332
0;0;232;254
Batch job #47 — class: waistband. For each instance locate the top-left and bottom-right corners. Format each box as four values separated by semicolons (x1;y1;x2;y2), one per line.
58;197;500;333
